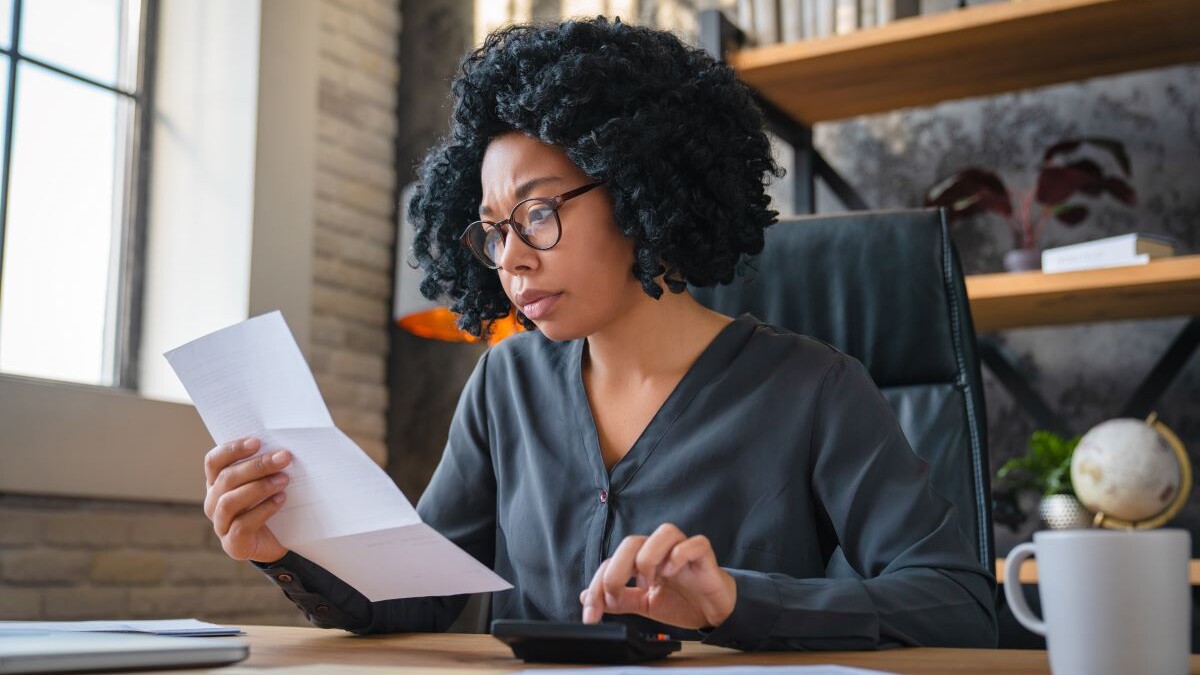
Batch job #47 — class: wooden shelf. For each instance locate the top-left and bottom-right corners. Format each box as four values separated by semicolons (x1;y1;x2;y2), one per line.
965;255;1200;332
996;557;1200;584
727;0;1200;125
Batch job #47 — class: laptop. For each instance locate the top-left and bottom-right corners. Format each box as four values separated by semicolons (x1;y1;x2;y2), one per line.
0;629;248;674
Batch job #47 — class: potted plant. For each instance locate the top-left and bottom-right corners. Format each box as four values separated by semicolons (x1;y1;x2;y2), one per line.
994;430;1091;529
924;137;1137;272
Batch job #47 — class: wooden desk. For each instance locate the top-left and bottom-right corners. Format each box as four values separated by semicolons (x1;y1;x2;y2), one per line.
131;625;1200;674
996;557;1200;585
965;255;1200;332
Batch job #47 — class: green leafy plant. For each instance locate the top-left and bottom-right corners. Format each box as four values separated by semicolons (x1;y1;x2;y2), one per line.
996;430;1083;497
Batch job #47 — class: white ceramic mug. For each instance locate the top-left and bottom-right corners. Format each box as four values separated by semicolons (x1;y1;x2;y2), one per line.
1004;528;1191;675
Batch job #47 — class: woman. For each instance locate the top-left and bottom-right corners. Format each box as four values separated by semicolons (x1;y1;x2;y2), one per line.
201;16;997;650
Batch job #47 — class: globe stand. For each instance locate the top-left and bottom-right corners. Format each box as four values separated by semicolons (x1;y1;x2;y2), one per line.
1091;413;1193;531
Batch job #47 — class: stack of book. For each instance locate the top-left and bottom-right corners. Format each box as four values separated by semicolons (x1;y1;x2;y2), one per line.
736;0;1008;45
1040;233;1177;274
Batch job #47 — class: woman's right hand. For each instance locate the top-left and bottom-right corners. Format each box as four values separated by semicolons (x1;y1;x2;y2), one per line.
203;436;292;564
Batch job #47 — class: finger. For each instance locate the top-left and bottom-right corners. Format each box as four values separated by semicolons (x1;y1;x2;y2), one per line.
634;523;687;588
225;492;287;557
661;534;718;578
212;472;289;538
213;446;291;496
581;559;611;623
204;437;260;487
600;536;648;602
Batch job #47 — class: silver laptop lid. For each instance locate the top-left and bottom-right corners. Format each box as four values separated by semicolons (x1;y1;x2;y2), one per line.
0;629;248;674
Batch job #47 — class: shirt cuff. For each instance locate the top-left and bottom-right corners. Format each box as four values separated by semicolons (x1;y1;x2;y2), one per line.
248;551;363;631
697;568;782;651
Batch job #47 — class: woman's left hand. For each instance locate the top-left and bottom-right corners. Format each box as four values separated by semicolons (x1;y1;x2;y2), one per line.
579;523;736;630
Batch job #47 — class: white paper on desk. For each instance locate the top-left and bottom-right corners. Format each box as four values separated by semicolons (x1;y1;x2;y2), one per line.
520;662;897;667
0;618;241;636
164;310;512;601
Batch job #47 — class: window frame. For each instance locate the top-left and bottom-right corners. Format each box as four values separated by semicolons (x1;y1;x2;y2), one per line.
0;0;159;390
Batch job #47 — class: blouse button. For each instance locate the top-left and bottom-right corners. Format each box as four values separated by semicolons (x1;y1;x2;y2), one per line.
598;489;608;504
276;573;294;583
314;604;329;614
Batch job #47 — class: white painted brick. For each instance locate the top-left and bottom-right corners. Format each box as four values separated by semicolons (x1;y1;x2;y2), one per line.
344;323;389;354
166;552;245;584
201;584;292;615
354;382;389;412
90;550;168;585
128;587;204;618
315;374;358;407
330;405;387;438
311;313;347;347
331;349;387;383
0;550;91;583
129;515;210;549
0;587;41;619
44;513;130;547
44;587;128;619
0;509;40;545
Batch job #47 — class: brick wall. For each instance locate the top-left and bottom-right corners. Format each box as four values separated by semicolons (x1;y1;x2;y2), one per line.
310;0;399;466
0;0;400;624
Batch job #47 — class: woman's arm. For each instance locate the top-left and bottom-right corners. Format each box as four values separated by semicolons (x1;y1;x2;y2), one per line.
252;350;498;634
700;354;998;650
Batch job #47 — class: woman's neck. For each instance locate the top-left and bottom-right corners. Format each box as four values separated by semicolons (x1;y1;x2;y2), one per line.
583;289;733;386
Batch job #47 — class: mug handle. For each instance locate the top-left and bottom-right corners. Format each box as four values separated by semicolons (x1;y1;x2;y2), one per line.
1004;542;1046;636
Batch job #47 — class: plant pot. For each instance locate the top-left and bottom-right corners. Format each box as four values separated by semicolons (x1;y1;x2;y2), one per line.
1038;494;1093;530
1003;247;1042;272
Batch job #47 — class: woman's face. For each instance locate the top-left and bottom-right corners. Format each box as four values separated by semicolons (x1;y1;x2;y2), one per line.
478;131;642;341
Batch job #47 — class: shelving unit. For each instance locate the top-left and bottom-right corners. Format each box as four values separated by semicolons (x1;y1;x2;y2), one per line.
699;0;1200;434
727;0;1200;125
967;255;1200;333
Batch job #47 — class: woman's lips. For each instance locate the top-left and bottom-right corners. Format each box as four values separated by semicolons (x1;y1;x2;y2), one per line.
521;293;562;320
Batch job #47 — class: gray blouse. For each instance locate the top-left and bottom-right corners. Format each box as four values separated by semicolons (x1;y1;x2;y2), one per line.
254;312;998;651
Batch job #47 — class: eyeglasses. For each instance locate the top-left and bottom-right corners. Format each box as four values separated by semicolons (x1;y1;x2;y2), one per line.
460;179;606;269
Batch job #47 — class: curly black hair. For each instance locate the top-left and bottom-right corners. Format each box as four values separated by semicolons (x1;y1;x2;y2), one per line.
407;15;784;338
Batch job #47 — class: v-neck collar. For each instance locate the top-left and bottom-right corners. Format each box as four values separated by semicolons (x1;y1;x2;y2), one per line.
568;312;761;492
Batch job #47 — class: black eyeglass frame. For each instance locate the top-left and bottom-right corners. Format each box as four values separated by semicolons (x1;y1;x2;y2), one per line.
459;179;607;269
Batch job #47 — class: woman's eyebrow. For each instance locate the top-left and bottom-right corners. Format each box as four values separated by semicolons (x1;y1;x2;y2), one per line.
478;175;562;217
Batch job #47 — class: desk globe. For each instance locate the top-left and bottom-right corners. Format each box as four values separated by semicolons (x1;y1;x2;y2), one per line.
1071;413;1193;529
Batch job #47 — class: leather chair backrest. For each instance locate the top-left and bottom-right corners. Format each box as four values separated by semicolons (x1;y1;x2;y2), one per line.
691;207;994;572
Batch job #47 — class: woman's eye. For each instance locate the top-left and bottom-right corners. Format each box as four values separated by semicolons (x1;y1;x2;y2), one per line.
528;207;553;226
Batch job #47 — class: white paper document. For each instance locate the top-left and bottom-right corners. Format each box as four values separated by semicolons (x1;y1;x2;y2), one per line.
0;619;241;636
520;662;897;667
164;310;512;601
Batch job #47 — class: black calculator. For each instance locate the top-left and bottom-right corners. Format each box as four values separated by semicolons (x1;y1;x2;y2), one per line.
490;619;682;664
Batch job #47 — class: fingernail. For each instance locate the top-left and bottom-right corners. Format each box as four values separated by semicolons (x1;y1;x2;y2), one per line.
244;437;259;450
661;562;676;576
272;451;289;464
271;473;288;486
272;492;286;503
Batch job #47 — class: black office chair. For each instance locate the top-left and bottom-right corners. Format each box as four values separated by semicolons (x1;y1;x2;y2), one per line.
691;207;995;574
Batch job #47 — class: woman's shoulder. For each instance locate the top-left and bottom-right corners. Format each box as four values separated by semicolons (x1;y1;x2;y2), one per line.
481;328;576;376
742;315;851;371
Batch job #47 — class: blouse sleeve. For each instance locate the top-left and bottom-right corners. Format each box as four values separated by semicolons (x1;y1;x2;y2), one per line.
252;350;498;635
699;353;998;651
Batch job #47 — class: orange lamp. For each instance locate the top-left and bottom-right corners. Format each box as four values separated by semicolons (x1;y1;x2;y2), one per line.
394;183;524;346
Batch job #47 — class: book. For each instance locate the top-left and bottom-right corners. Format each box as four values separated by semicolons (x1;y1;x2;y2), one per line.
835;0;858;34
782;0;804;42
815;0;835;37
1040;233;1177;274
753;0;780;43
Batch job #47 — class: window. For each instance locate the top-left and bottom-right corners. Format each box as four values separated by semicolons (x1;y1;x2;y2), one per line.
0;0;155;388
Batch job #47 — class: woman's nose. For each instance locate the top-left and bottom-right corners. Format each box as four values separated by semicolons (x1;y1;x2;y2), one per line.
495;228;539;273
